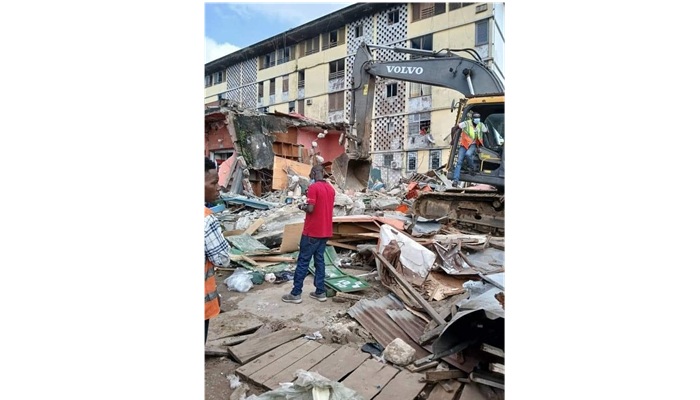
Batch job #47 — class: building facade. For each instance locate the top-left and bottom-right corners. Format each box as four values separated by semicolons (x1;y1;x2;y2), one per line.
205;2;504;189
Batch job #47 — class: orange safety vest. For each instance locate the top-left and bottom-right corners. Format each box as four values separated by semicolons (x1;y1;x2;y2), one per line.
204;207;220;320
459;121;486;149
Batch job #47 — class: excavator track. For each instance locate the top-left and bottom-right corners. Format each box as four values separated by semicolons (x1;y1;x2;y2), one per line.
412;188;504;236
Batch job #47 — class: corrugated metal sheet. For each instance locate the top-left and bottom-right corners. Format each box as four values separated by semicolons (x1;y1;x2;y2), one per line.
347;295;431;360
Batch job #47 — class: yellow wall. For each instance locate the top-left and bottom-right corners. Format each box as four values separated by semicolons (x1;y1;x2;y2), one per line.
408;4;493;39
204;82;226;104
411;148;451;174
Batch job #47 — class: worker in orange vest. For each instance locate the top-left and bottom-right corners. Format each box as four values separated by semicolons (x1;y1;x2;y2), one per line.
453;112;489;185
204;158;231;342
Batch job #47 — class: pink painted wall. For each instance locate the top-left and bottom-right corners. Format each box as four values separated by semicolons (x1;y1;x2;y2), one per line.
296;128;345;162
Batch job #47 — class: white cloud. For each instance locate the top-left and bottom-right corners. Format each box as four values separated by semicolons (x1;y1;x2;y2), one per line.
205;36;240;63
227;3;352;25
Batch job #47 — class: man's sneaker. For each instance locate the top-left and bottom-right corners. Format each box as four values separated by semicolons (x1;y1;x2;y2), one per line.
309;292;327;302
282;293;302;304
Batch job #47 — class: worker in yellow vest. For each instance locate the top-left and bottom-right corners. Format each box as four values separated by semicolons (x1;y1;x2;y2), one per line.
453;112;489;185
204;158;231;342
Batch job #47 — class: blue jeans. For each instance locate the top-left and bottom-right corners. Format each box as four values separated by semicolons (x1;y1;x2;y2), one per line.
291;235;328;296
453;144;477;180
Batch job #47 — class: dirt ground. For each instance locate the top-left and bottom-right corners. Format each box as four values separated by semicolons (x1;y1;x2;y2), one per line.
205;267;386;400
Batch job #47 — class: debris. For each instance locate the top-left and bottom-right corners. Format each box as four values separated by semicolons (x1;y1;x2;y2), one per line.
264;273;276;283
378;224;435;280
229;383;249;400
424;369;466;382
370;197;401;210
304;331;323;340
243;369;363;400
382;338;416;366
273;270;294;283
227;374;242;389
224;268;254;293
361;342;385;357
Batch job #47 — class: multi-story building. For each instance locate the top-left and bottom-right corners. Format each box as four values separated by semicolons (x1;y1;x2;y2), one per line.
205;2;504;189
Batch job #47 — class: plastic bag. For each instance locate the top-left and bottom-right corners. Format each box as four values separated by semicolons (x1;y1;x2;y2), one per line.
224;268;254;293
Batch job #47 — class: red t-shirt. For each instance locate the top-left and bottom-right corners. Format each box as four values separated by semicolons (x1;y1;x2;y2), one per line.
303;180;335;238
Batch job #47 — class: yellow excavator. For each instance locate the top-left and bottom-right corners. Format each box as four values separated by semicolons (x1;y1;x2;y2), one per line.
337;41;505;235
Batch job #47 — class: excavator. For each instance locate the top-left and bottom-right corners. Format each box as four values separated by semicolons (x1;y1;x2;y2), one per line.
337;41;505;235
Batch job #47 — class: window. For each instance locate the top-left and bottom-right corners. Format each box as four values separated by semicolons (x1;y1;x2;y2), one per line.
282;75;289;93
412;3;446;21
355;25;363;38
214;71;224;84
289;101;295;113
429;150;441;170
304;36;320;55
298;70;305;88
269;79;275;96
329;92;344;111
476;20;488;46
263;51;276;68
449;3;474;11
383;154;394;167
323;27;345;50
329;59;345;80
387;120;395;133
386;83;398;98
410;82;431;97
277;45;295;65
297;99;305;115
258;82;264;99
408;112;431;137
407;152;417;171
205;75;212;87
410;34;433;59
388;10;399;24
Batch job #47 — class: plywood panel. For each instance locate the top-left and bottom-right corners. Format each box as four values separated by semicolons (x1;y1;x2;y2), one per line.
341;359;399;400
228;328;303;364
309;345;369;382
373;369;426;400
248;341;321;384
262;344;338;389
236;337;307;378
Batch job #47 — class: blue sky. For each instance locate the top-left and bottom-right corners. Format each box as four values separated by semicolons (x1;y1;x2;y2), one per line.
205;2;353;63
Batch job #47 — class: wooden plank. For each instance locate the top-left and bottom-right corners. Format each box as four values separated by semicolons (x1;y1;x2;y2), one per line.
406;360;438;373
425;370;467;382
206;333;253;347
373;369;427;400
327;240;359;251
205;346;229;357
279;223;304;253
469;371;504;390
309;345;369;382
341;359;399;400
228;328;303;364
457;383;492;400
249;256;296;263
236;337;308;378
262;344;338;389
480;344;504;358
210;323;263;341
374;251;446;325
489;363;505;375
427;381;462;400
248;341;321;384
243;218;265;235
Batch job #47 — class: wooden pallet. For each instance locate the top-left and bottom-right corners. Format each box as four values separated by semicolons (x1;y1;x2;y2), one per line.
236;339;427;399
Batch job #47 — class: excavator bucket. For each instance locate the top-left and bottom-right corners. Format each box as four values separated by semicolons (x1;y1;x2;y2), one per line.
331;153;371;192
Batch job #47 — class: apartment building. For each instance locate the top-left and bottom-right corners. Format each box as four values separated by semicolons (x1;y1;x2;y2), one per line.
204;2;505;189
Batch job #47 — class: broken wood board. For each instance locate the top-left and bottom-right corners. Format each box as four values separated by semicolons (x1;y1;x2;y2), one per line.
341;359;399;400
227;233;270;252
469;371;504;390
206;333;253;347
480;344;504;358
423;272;467;302
489;363;505;375
279;222;304;253
425;370;467;382
247;340;321;384
406;360;439;373
248;256;296;263
229;254;259;266
308;345;369;382
205;346;229;357
243;218;265;235
458;383;500;400
427;381;463;400
262;344;338;389
228;328;303;364
210;323;263;341
326;240;358;251
235;337;308;378
272;156;312;190
373;369;427;400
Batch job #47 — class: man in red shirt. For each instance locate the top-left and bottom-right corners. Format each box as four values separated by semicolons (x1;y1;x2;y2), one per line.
282;165;336;304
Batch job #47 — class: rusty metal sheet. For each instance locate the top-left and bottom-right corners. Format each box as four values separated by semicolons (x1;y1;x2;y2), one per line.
386;309;479;373
347;295;431;360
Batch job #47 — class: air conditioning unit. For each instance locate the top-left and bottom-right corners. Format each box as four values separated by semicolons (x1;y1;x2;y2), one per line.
306;99;313;105
390;161;400;169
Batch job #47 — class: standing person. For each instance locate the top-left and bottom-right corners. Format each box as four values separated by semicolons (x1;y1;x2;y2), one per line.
452;112;489;185
282;165;335;304
204;158;231;342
